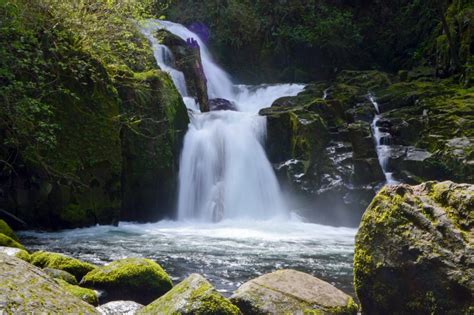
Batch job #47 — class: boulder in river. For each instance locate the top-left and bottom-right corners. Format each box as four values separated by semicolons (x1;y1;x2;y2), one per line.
138;273;240;314
209;98;237;111
0;253;99;313
230;269;358;314
55;278;99;306
80;257;173;305
44;267;78;285
354;181;474;314
31;251;96;281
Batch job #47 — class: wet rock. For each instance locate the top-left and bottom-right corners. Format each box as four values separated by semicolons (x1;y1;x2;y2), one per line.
31;251;96;281
97;301;143;315
139;273;240;314
81;258;172;305
230;269;358;314
156;29;209;111
354;181;474;314
209;98;237;111
0;253;99;314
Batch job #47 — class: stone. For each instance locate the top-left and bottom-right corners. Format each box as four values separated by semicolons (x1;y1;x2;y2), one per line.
209;98;237;111
31;251;96;281
354;181;473;314
0;253;98;314
80;258;172;305
230;269;358;314
139;273;240;315
97;301;144;315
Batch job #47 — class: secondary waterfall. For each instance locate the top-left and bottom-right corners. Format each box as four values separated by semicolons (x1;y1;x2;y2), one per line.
141;20;304;221
369;94;398;184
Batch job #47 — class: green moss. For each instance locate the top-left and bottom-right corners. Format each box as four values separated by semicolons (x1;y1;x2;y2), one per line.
15;249;31;262
0;220;18;242
0;233;26;250
44;268;78;285
55;279;98;306
140;273;240;315
31;251;96;281
81;257;172;305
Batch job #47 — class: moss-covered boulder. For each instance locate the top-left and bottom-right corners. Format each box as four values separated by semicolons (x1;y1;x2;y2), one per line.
0;253;99;314
230;269;358;314
44;268;78;285
139;273;241;315
0;245;30;262
55;279;98;306
31;251;96;281
81;257;173;304
354;181;473;314
0;233;25;250
0;219;18;241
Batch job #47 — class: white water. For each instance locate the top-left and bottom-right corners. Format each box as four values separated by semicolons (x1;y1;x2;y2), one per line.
369;94;398;184
142;20;304;221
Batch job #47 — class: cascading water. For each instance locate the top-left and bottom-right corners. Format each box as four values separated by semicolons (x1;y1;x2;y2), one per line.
141;20;305;221
369;94;398;184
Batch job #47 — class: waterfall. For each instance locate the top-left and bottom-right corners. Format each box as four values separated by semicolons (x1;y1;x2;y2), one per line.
369;94;399;184
141;20;305;221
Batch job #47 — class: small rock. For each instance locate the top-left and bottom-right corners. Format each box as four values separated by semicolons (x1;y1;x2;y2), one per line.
230;269;358;314
97;301;143;315
209;98;237;111
44;268;78;285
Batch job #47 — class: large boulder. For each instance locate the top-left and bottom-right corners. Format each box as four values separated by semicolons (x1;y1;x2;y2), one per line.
139;273;240;314
230;269;357;314
31;251;96;281
354;181;473;314
0;253;98;314
209;98;237;111
55;279;99;306
80;258;172;305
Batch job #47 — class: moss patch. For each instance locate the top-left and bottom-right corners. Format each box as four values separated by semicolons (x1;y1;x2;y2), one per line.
0;233;25;250
55;279;98;306
31;251;96;281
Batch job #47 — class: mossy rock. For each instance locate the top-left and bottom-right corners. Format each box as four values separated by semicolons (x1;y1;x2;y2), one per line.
31;251;96;281
139;273;241;315
230;269;357;314
0;233;25;250
0;246;30;262
44;268;78;285
0;253;99;314
55;279;98;306
0;220;19;242
354;181;473;314
80;257;173;304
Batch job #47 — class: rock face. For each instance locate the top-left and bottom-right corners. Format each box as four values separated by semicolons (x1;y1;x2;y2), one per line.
0;245;30;262
354;181;473;314
31;251;96;281
157;29;209;112
230;269;357;314
0;253;98;314
81;258;173;305
139;273;241;315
